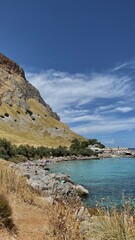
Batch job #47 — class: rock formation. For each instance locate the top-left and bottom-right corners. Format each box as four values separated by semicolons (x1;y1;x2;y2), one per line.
0;53;83;147
0;53;59;120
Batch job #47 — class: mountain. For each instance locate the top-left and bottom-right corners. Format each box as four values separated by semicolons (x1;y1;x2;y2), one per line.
0;53;83;147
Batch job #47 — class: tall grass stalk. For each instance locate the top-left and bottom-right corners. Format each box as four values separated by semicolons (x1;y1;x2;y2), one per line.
88;200;135;240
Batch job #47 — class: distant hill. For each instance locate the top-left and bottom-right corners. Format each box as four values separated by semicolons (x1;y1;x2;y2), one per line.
0;53;84;147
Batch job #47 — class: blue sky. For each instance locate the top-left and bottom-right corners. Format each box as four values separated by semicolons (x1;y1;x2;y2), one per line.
1;0;135;147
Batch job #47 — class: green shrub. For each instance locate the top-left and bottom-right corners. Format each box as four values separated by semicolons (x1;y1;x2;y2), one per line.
0;138;15;160
70;139;81;151
0;137;102;162
25;109;33;116
4;113;9;117
16;145;37;160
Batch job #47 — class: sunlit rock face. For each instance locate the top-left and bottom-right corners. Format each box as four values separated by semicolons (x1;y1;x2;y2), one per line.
0;53;83;147
0;53;60;120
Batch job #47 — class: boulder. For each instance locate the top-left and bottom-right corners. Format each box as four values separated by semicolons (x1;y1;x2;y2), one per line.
74;185;89;196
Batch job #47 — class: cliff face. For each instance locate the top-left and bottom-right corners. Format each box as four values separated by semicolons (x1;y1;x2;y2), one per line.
0;53;60;120
0;53;83;147
0;53;25;77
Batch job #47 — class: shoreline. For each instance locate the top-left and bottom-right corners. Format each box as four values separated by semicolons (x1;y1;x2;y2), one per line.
13;159;89;203
9;155;135;206
49;155;100;163
36;153;135;165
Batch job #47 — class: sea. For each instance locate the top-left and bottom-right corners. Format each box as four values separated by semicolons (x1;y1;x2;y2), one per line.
50;157;135;207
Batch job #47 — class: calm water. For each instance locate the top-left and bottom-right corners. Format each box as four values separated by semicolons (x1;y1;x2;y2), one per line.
50;157;135;207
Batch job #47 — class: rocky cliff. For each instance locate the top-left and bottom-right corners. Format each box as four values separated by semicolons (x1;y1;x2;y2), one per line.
0;53;83;147
0;53;60;120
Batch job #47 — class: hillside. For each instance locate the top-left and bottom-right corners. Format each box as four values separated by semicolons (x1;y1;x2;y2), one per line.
0;53;83;147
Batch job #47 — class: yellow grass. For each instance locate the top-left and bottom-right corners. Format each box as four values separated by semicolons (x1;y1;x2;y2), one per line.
0;159;84;240
0;159;43;205
1;159;135;240
87;205;135;240
0;100;84;147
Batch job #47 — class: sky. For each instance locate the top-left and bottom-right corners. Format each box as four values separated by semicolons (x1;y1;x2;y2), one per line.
0;0;135;147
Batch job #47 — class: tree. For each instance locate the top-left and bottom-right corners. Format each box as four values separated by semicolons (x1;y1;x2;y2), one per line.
80;141;89;149
0;138;15;160
70;139;80;151
88;139;98;145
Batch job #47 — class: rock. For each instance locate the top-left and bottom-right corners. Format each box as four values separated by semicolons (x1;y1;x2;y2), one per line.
49;173;56;179
42;185;49;191
0;53;60;120
74;185;89;196
44;196;54;204
16;160;88;200
55;173;71;182
75;206;85;220
29;175;41;182
48;180;59;190
23;173;30;179
43;167;50;171
0;53;85;148
29;181;40;190
42;175;51;183
0;53;25;78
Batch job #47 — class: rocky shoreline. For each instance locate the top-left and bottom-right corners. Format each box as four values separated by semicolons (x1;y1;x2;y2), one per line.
10;154;132;203
47;155;100;163
10;159;89;203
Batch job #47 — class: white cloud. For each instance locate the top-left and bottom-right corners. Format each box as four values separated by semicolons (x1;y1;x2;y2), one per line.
114;107;133;113
101;138;115;145
97;105;115;111
26;70;133;113
71;117;135;135
96;105;133;114
61;112;103;123
113;60;135;72
113;63;129;71
26;68;135;136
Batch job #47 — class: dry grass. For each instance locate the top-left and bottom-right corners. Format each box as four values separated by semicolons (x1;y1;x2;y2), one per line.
44;198;83;240
2;159;135;240
0;101;84;147
0;159;47;206
0;194;15;231
0;159;84;240
87;203;135;240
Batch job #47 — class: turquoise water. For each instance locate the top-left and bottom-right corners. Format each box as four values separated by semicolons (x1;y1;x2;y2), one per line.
50;157;135;207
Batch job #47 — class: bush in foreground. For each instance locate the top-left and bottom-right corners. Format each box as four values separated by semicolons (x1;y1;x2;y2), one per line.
0;194;14;230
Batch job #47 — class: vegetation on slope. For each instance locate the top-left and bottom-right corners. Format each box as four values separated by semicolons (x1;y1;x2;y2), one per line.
0;53;85;147
0;138;99;162
0;100;84;147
